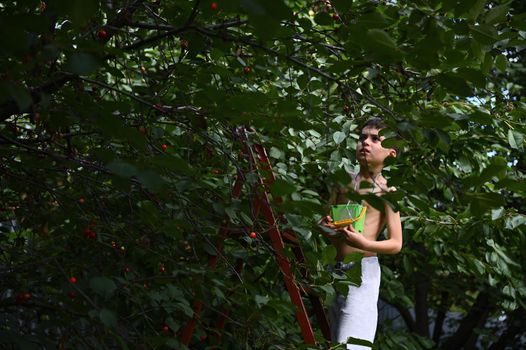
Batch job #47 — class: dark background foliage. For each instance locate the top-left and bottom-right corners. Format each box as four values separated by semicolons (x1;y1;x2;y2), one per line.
0;0;524;349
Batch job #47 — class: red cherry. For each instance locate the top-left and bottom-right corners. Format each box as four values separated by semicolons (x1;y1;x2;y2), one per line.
162;325;170;334
154;103;164;112
159;265;166;273
68;291;77;299
98;29;108;40
210;2;218;10
69;276;77;284
23;292;32;301
332;13;340;21
243;66;252;74
15;293;26;304
79;197;85;204
200;335;207;342
123;266;131;273
249;232;257;239
21;54;32;64
161;144;167;151
343;105;351;113
180;39;189;50
83;228;96;239
138;126;147;135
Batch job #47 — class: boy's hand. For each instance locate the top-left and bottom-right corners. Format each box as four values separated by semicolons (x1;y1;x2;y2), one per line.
318;215;342;240
340;225;366;249
318;215;336;229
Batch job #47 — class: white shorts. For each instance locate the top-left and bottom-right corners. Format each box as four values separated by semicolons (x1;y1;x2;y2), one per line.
329;256;381;349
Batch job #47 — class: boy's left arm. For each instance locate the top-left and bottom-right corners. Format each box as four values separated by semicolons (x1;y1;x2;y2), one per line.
341;202;403;254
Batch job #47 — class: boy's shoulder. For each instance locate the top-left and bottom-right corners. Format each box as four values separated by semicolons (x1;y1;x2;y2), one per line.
376;175;397;194
340;171;396;194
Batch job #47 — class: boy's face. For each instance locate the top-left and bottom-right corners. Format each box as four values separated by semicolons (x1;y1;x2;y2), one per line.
356;126;396;167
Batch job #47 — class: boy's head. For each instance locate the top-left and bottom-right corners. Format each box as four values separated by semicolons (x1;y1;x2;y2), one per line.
356;117;398;168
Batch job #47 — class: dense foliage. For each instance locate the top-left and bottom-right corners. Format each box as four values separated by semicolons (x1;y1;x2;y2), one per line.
0;0;524;349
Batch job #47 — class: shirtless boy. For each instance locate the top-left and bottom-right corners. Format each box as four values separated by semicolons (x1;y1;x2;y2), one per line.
319;118;403;349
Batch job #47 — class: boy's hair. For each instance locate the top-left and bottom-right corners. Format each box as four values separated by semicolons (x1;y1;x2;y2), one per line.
360;117;400;156
360;117;387;130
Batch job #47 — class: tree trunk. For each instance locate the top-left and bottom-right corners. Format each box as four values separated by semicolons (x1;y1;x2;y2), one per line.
432;291;449;345
414;271;430;338
441;291;494;350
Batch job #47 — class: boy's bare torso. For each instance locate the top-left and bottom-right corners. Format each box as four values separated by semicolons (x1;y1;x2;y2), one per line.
332;173;390;260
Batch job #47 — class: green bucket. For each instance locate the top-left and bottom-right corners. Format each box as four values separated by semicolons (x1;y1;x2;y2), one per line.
331;203;367;233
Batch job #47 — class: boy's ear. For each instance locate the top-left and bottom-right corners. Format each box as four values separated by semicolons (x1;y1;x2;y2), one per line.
389;148;397;158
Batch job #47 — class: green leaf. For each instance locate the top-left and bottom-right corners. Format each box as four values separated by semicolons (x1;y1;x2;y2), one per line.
508;129;523;150
322;245;337;264
495;54;507;72
363;29;404;61
481;52;493;74
333;131;346;144
331;0;353;13
456;0;485;20
66;53;100;75
6;83;32;112
491;207;505;220
435;129;451;152
456;68;486;88
270;178;297;196
164;339;182;349
314;12;333;26
60;0;99;27
90;276;117;299
343;252;363;264
435;74;473;97
505;215;526;229
484;4;510;25
419;110;453;129
99;309;117;328
107;161;138;177
344;263;362;287
366;29;396;48
469;24;498;45
136;170;165;192
240;0;292;39
357;11;389;29
346;336;374;348
255;294;269;307
463;156;507;188
203;242;217;256
465;192;505;214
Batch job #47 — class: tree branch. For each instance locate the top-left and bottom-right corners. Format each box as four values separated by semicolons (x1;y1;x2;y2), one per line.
192;25;396;117
121;19;247;52
0;0;145;122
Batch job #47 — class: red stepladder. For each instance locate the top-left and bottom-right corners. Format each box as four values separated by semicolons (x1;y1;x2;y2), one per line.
180;126;331;346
